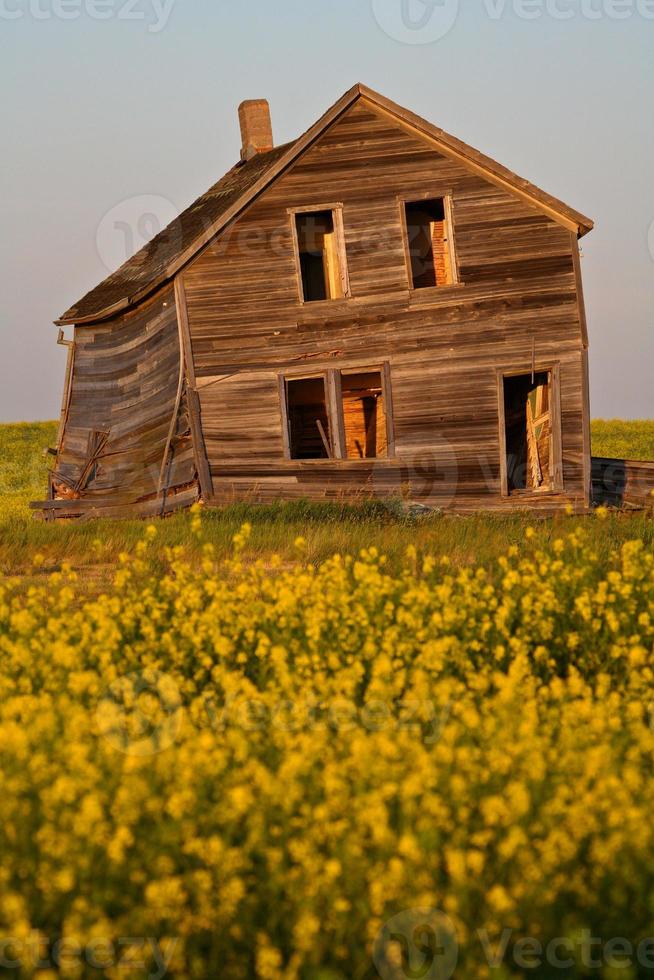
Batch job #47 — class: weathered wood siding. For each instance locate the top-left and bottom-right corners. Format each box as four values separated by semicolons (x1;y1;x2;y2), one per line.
592;457;654;509
184;102;588;510
48;287;199;518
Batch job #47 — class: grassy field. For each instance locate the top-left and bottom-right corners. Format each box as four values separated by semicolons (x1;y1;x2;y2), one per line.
592;418;654;460
0;419;58;519
0;419;652;584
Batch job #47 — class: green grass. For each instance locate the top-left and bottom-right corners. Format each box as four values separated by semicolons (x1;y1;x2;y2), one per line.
0;420;57;519
0;419;652;587
591;419;654;461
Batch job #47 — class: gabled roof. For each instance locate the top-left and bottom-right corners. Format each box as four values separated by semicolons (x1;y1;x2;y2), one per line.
57;83;594;325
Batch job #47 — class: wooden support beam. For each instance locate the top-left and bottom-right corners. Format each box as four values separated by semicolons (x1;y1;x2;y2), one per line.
174;276;213;499
316;418;332;458
55;329;75;453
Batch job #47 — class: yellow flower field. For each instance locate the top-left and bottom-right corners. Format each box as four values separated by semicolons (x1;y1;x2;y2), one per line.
1;516;654;978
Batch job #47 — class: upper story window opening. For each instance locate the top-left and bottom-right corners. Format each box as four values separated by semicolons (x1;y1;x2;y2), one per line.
293;208;348;303
403;197;457;290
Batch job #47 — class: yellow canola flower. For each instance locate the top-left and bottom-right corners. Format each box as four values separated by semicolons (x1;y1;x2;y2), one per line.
0;524;651;976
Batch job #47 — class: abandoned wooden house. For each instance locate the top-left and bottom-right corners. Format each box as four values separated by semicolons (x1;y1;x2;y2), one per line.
38;82;646;519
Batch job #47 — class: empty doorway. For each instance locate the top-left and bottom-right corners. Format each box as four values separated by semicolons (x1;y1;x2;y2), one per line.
502;372;555;493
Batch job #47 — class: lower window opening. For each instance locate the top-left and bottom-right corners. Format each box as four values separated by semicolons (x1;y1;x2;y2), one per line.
503;373;553;493
286;378;331;459
341;372;387;459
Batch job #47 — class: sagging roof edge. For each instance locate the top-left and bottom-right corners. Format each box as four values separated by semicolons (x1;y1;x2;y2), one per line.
55;82;595;327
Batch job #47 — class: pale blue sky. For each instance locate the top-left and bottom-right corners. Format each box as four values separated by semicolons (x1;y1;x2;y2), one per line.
1;0;652;421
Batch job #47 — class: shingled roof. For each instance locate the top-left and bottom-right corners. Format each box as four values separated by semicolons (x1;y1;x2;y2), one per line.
57;83;594;326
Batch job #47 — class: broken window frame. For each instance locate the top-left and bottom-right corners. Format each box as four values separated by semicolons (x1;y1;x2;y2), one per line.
399;192;459;292
279;363;395;462
334;365;394;461
497;364;563;497
288;204;351;305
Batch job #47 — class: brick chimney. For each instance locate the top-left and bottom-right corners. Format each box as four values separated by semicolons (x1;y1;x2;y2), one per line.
238;99;274;161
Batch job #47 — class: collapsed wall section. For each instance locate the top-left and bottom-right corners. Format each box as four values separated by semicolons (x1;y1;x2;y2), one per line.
39;287;199;520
